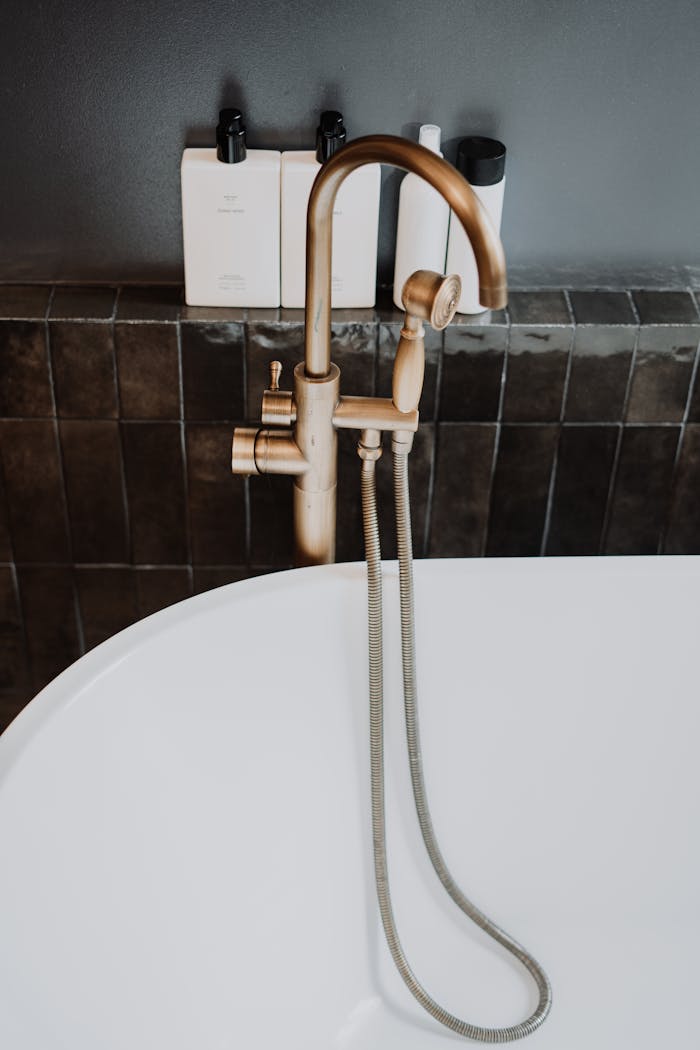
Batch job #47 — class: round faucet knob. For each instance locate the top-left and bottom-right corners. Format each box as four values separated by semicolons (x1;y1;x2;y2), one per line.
401;270;461;330
269;360;282;392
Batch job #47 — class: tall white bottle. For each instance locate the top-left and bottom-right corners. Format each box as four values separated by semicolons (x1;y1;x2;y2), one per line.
280;111;380;309
181;108;280;307
392;124;450;309
446;137;506;314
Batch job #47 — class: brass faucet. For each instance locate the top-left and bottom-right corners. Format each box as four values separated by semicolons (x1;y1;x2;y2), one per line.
231;134;507;566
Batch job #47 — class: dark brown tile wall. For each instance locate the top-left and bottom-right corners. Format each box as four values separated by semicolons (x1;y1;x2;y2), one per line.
2;284;700;732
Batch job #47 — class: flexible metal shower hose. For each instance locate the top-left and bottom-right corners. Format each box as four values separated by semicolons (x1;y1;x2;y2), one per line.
359;446;552;1043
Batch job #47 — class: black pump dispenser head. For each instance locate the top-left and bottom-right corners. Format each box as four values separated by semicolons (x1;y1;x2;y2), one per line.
217;108;247;164
456;137;506;186
316;110;346;163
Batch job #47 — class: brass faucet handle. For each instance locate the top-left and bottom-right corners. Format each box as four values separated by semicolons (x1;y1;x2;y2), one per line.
262;360;296;426
401;270;461;331
393;323;425;415
269;360;282;391
392;271;461;414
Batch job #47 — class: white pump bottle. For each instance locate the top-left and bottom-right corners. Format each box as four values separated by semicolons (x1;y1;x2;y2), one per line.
446;137;506;314
280;111;380;309
392;124;450;309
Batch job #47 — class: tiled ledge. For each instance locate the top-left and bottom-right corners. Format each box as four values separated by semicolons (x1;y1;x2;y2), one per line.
1;283;700;325
2;282;700;730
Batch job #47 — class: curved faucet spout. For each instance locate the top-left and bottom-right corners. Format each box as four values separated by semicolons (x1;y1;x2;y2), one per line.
304;134;507;378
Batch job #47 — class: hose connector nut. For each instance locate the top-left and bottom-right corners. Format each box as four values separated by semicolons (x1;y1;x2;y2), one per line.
358;428;383;461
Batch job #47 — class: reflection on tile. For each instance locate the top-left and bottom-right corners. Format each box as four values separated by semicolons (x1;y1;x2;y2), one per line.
76;568;138;651
115;322;180;419
330;323;377;397
135;568;192;618
60;421;128;562
246;321;304;415
625;326;698;423
564;327;635;422
0;285;51;319
503;328;572;422
186;424;247;564
116;286;182;322
546;426;618;555
664;425;700;554
18;566;80;691
121;423;188;563
181;322;245;421
486;425;558;556
429;424;496;557
50;286;115;320
632;290;699;325
439;325;505;422
50;321;118;418
0;420;71;562
507;291;571;326
604;426;680;554
377;323;439;418
0;321;53;417
569;291;636;325
0;567;27;690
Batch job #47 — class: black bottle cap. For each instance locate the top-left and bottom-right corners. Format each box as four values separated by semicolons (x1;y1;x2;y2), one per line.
456;137;506;186
217;108;247;164
316;110;347;163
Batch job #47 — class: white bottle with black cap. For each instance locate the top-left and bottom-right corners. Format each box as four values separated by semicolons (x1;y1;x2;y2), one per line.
446;137;506;314
280;111;380;309
181;108;281;307
392;124;450;310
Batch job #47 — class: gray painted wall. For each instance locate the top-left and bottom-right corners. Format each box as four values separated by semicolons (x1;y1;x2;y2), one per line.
1;0;699;287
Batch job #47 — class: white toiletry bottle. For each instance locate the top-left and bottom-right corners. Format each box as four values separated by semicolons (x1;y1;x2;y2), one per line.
446;137;506;314
392;124;450;309
280;111;380;309
181;108;281;307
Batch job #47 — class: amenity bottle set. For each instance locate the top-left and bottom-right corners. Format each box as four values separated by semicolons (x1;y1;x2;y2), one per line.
181;108;506;313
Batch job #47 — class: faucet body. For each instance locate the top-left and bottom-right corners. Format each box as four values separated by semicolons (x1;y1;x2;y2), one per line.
231;134;507;566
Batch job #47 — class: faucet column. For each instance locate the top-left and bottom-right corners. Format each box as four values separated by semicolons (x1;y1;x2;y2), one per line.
292;361;340;566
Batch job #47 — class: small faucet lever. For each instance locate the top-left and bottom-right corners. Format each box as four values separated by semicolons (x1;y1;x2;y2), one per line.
269;360;282;392
261;360;296;426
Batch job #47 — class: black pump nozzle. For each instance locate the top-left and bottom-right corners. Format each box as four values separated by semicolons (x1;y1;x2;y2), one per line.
217;108;247;164
316;110;346;163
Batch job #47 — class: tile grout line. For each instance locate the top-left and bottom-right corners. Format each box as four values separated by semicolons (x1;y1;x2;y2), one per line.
481;321;510;556
598;290;640;554
112;289;133;571
540;297;575;555
175;319;194;573
657;328;700;554
45;286;87;657
0;411;31;690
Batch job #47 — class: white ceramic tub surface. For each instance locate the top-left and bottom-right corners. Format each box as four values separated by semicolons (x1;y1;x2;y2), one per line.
0;557;697;1048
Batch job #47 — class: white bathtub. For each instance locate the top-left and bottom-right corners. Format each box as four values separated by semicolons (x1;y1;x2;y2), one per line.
0;557;697;1048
